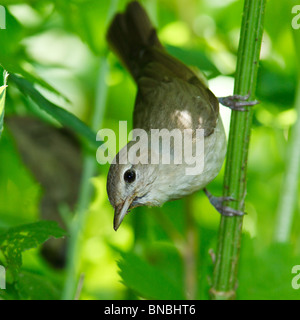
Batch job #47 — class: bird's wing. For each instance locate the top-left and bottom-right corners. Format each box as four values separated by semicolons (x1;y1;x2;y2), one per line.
133;51;219;137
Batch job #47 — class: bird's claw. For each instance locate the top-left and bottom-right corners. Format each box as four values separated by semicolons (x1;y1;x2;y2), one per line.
215;205;245;217
203;188;246;217
218;94;259;111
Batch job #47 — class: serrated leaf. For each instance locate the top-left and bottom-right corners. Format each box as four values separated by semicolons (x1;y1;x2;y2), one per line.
0;221;66;276
9;74;99;150
118;251;185;300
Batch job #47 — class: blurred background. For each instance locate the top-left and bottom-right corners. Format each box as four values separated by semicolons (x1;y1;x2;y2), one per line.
0;0;299;300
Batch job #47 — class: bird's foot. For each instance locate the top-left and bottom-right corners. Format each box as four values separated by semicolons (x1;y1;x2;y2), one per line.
218;94;259;111
204;188;245;217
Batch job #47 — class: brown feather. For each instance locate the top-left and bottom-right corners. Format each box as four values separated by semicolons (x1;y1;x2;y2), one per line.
106;1;219;136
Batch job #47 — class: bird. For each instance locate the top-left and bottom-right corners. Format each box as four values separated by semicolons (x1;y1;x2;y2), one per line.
106;1;227;231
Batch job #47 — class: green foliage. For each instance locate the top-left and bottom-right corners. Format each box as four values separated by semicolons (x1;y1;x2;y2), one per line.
15;271;60;300
0;130;41;229
118;249;185;300
0;0;299;300
10;74;98;150
0;9;67;99
238;238;300;300
166;45;220;79
0;221;65;299
0;221;65;275
257;63;296;108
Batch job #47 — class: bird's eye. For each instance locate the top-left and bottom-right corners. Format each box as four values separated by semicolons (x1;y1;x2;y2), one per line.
124;169;136;183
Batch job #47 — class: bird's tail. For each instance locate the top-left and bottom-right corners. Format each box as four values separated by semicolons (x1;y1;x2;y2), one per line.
106;1;163;81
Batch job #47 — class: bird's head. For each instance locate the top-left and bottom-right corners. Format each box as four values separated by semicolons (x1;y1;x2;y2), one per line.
106;142;162;231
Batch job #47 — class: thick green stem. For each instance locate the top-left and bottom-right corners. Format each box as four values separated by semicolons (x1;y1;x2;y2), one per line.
210;0;266;300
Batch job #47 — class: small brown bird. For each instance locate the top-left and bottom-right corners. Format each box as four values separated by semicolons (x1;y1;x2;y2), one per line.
106;1;227;230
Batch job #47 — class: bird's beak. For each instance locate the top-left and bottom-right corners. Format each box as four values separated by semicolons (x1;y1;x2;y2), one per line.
114;196;134;231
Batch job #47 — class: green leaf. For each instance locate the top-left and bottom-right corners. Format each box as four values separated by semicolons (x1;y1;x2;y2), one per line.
118;251;185;300
238;238;300;300
0;8;69;100
166;45;220;79
15;65;70;103
9;74;99;150
15;271;60;300
0;221;66;276
256;62;296;107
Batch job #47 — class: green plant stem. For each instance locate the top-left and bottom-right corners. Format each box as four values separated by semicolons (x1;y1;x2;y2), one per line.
61;154;97;300
0;67;8;139
210;0;266;300
61;63;109;300
61;0;119;300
